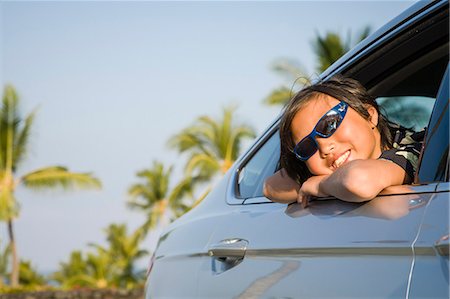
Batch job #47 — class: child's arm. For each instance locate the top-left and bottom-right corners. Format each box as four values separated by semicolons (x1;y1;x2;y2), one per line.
265;159;408;204
263;168;300;204
316;159;408;202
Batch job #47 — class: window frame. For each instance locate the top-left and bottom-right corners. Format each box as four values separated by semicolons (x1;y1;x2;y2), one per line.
416;66;450;183
226;119;279;205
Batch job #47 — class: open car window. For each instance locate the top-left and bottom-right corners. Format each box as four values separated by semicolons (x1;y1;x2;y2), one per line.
236;80;447;201
236;76;447;201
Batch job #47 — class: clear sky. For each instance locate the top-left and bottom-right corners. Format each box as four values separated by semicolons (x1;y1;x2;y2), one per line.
1;0;414;273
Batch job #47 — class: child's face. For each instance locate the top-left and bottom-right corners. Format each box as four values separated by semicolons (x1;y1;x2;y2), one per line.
290;95;381;176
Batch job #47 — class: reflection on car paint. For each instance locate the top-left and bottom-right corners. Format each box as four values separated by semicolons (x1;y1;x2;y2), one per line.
235;261;300;299
285;192;432;221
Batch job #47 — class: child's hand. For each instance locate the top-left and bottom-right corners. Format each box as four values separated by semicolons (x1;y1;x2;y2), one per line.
297;175;329;207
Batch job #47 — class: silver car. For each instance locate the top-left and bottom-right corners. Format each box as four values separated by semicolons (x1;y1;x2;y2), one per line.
146;1;449;298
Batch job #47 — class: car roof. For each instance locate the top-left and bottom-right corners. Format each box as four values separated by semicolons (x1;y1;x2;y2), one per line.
321;0;447;79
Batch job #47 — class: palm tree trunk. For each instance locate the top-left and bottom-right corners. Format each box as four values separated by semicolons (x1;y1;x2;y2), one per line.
7;219;19;287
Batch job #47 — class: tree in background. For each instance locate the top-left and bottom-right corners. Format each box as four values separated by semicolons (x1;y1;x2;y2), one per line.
169;106;256;203
264;27;371;106
0;242;10;287
377;97;432;130
18;260;46;287
52;251;93;289
263;58;311;106
101;224;148;288
53;248;115;289
0;85;101;287
53;223;148;289
127;161;195;234
312;27;371;73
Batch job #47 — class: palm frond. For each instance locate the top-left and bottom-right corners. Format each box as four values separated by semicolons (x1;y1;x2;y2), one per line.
264;86;293;106
167;175;195;206
168;130;205;152
87;243;109;256
128;162;171;203
127;184;152;201
185;152;219;178
313;32;346;72
127;199;152;211
1;85;19;125
21;166;101;190
271;58;309;81
13;109;37;169
228;125;256;162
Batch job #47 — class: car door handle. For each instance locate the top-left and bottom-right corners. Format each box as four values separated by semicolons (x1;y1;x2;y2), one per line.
208;238;248;261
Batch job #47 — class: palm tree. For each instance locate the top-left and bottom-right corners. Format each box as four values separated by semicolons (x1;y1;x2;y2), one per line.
263;59;311;106
127;161;195;234
53;248;113;289
103;223;148;289
312;26;371;73
264;27;371;106
54;224;148;289
168;106;256;206
52;251;91;289
169;106;256;179
18;260;46;287
0;85;101;287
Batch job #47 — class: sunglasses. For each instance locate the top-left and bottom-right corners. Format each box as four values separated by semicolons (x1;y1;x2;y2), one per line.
293;101;348;161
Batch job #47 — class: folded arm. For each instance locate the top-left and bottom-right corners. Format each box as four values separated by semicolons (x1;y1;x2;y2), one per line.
264;159;408;204
318;159;408;202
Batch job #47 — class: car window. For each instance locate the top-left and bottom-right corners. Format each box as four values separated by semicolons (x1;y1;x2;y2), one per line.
237;132;279;199
376;96;435;131
236;94;442;201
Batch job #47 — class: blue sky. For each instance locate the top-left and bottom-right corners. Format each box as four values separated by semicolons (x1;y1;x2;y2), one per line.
1;1;414;272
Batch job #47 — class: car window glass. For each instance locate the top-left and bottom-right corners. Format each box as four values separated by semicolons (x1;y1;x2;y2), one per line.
237;132;280;199
376;96;435;131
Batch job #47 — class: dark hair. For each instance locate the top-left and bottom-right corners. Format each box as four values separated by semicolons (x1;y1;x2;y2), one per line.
279;75;393;184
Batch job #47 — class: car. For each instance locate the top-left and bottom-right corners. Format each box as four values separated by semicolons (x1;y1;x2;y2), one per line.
145;1;449;298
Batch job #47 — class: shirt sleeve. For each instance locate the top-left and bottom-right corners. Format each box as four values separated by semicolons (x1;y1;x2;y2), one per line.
378;129;425;183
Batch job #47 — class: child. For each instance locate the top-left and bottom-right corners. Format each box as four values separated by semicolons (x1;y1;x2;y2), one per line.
263;75;424;206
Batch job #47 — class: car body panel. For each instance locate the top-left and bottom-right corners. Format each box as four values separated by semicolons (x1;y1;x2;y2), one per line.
409;188;449;298
197;185;438;298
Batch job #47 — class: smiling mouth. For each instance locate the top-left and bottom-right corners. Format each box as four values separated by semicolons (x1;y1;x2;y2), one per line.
332;150;351;169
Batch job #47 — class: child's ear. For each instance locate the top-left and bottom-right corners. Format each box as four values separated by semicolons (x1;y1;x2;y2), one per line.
367;106;379;127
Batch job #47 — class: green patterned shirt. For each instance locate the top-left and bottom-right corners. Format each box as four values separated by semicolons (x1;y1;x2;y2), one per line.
378;124;425;183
